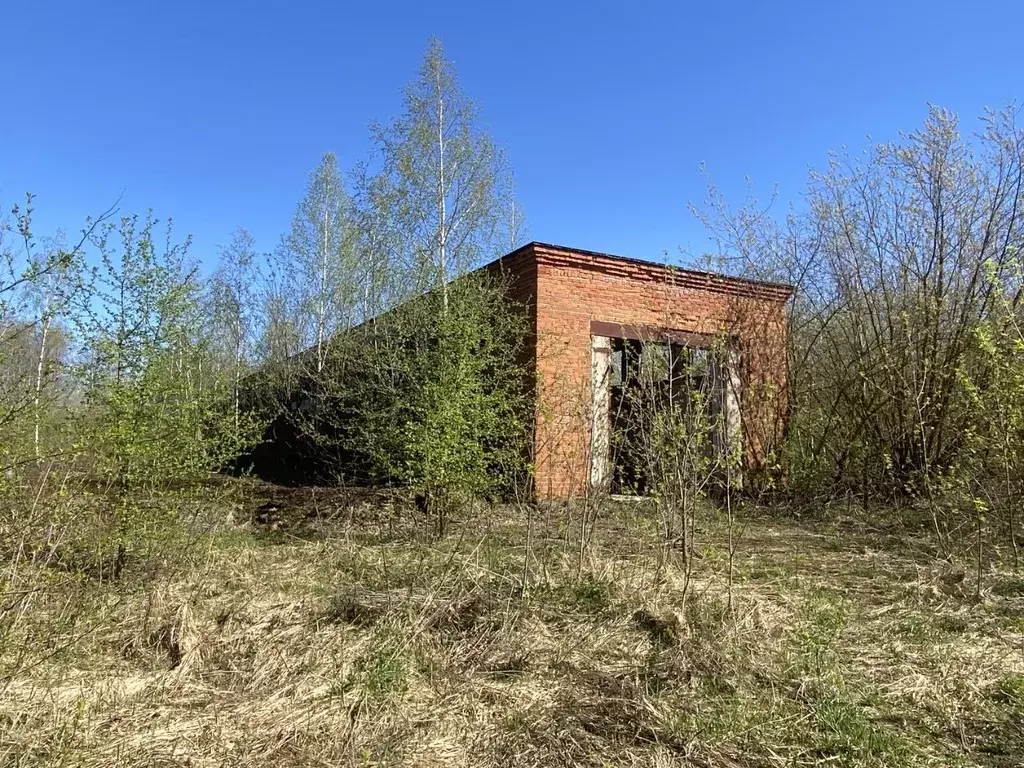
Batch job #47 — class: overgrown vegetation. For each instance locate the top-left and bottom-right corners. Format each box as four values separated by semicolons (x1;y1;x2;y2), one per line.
2;32;1024;766
259;271;532;532
3;491;1022;766
696;106;1024;560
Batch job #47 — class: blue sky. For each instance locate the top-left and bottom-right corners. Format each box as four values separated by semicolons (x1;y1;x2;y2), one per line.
2;0;1022;271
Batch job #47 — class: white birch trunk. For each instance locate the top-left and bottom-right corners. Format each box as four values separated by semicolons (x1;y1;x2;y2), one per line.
33;309;49;461
436;72;448;311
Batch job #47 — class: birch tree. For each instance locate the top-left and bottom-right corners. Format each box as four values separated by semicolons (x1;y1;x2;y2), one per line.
255;249;302;366
370;37;513;306
27;242;74;460
75;213;246;575
0;205;36;462
350;161;411;316
1;194;107;466
242;40;532;510
211;227;259;432
329;37;530;525
280;152;357;373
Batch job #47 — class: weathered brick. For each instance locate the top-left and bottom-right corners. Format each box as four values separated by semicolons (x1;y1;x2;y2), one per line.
489;242;790;499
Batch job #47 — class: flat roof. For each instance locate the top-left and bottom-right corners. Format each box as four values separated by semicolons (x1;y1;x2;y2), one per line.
493;241;794;299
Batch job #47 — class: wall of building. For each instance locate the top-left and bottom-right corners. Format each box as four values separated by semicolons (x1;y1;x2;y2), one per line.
524;243;790;499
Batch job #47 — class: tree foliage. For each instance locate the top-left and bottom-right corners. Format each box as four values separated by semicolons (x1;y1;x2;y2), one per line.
67;214;253;570
368;37;521;306
244;38;532;523
696;106;1024;502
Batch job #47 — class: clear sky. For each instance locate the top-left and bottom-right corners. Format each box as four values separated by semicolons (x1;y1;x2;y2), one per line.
2;0;1022;271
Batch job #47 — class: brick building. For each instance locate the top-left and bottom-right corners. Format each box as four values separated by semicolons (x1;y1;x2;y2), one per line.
490;242;792;499
244;240;791;498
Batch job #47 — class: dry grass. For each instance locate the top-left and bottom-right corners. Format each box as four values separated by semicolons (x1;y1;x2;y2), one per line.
1;485;1023;767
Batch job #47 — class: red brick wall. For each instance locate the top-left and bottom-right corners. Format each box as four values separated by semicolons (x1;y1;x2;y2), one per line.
516;243;790;499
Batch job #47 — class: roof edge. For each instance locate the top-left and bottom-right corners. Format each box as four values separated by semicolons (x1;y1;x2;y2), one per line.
487;241;794;300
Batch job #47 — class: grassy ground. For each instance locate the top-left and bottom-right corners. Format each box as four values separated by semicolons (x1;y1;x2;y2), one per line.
2;483;1023;767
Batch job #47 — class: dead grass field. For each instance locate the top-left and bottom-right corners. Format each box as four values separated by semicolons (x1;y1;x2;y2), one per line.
2;483;1023;767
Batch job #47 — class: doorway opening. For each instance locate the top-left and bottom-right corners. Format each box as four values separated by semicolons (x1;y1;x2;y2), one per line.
593;335;735;497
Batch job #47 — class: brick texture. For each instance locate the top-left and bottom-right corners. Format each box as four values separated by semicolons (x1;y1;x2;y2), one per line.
491;242;791;500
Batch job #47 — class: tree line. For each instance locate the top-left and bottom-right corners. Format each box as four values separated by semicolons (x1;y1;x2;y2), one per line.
0;38;529;561
3;38;1023;576
695;106;1024;568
